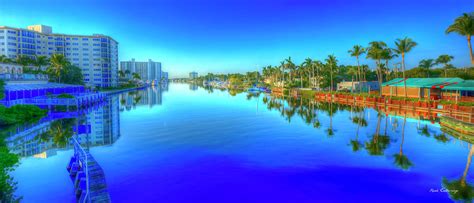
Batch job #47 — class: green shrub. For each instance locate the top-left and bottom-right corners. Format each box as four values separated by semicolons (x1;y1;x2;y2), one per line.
0;105;47;126
56;93;75;99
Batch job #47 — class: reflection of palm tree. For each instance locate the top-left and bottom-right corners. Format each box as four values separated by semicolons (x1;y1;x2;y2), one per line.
326;101;335;136
365;113;391;155
393;116;413;170
434;133;450;143
350;111;365;152
133;95;142;105
442;145;474;202
418;124;431;137
48;119;75;147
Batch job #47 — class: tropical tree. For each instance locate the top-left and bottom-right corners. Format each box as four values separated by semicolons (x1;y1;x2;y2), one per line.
124;69;131;78
118;70;125;78
347;66;358;93
418;59;437;77
302;58;313;88
325;55;338;92
367;41;388;96
348;45;366;88
312;60;324;89
16;55;31;69
285;57;296;87
0;55;8;63
132;72;141;80
446;13;474;68
34;55;49;72
436;55;454;77
392;37;418;99
48;54;70;83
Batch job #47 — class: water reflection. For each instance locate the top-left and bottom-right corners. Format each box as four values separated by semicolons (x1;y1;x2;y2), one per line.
120;85;167;111
443;145;474;201
237;90;474;202
2;85;168;159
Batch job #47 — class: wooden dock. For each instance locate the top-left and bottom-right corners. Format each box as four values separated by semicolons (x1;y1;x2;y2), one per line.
67;137;110;203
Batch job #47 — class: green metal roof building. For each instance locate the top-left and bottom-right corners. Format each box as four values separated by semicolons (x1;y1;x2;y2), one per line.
382;78;474;99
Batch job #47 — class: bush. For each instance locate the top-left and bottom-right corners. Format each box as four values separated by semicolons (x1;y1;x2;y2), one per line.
0;80;4;100
0;105;47;126
56;93;75;99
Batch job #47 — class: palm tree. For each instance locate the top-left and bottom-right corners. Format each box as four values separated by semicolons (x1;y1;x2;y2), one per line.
381;48;398;81
132;72;141;80
392;37;418;99
347;66;358;93
302;58;313;88
16;55;31;69
118;70;125;78
313;60;323;90
418;59;437;77
279;61;286;87
124;69;131;78
348;45;366;92
436;55;454;77
446;13;474;68
48;54;70;83
34;55;49;72
0;55;7;63
367;41;388;96
285;57;296;87
325;55;338;92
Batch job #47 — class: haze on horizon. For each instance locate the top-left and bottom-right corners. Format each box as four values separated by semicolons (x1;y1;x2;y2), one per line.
0;0;472;78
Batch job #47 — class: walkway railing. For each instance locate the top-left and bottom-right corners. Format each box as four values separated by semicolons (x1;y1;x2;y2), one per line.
67;136;110;202
71;137;90;203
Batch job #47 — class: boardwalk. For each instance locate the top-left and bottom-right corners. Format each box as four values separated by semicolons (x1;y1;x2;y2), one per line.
67;137;110;203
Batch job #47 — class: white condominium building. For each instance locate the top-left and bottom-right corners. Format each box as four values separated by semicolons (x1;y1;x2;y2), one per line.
0;25;119;88
120;58;163;82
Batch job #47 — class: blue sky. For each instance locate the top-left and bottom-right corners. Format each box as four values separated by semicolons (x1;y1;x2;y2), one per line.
0;0;472;78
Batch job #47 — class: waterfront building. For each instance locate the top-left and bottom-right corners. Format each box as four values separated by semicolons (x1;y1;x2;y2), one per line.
337;81;380;92
0;62;22;74
120;58;163;83
0;25;119;88
189;71;198;79
382;78;474;100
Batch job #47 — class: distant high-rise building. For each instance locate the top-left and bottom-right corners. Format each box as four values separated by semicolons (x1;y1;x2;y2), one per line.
0;25;119;88
120;59;164;82
189;71;198;79
161;71;168;82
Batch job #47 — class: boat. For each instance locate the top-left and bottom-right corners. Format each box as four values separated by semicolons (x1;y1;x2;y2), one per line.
247;87;260;92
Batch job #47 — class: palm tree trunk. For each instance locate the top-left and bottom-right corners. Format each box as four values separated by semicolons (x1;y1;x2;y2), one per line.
376;61;383;97
402;53;408;100
330;66;333;93
468;35;474;70
356;58;363;94
300;72;303;88
351;75;354;93
445;64;448;77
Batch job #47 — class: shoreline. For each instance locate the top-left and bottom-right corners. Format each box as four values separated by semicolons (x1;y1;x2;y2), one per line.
100;85;147;95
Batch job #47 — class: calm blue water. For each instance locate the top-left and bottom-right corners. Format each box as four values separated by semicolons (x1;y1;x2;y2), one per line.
8;83;474;202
